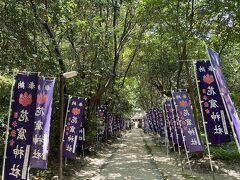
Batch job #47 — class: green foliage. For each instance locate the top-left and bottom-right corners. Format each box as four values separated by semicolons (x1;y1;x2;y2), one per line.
209;142;240;160
0;1;240;173
0;75;12;126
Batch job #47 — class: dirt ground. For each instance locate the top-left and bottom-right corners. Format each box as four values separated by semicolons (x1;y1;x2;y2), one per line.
65;128;240;180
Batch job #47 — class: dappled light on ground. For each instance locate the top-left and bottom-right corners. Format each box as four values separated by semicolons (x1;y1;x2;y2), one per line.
69;129;240;180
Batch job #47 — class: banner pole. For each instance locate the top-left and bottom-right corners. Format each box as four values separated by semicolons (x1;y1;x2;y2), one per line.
82;145;85;158
61;95;71;173
162;102;169;158
170;98;181;164
183;135;193;177
164;102;176;154
173;98;193;176
193;60;215;178
82;128;85;158
1;72;16;179
171;94;184;172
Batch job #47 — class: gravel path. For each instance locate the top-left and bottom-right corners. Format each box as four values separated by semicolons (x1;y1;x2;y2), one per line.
69;129;240;180
91;129;163;180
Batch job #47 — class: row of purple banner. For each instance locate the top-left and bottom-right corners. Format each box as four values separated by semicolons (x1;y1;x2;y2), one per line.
145;47;240;154
144;90;203;153
97;105;125;140
3;74;56;179
2;73;86;180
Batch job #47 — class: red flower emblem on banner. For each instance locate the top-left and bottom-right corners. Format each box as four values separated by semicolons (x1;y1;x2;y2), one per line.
203;74;214;84
19;92;32;106
10;130;16;137
179;101;188;108
72;107;81;115
12;121;17;128
9;139;15;146
37;93;48;104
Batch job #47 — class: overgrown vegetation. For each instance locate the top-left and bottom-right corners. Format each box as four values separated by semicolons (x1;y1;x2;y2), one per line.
0;0;240;177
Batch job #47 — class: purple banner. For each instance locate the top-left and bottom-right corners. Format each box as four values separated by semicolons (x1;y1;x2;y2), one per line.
172;90;203;153
163;102;171;141
97;105;107;137
143;116;149;131
152;108;159;133
158;109;166;137
146;110;154;132
78;128;85;145
63;96;85;159
208;47;240;149
112;113;118;131
29;78;55;169
116;114;121;130
195;60;231;144
164;100;178;144
107;113;114;134
171;99;183;147
3;73;39;180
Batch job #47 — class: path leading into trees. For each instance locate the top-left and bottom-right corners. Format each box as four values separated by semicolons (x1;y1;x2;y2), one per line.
91;129;163;179
69;129;240;180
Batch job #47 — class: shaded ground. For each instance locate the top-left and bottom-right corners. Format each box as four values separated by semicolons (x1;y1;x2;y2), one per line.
67;129;240;180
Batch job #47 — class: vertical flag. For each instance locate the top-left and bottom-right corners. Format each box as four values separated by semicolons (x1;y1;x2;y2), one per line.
146;110;154;132
171;99;183;147
78;128;85;145
163;102;171;141
112;113;118;132
3;73;39;180
195;60;231;144
164;100;178;144
152;108;159;133
30;78;55;169
208;47;240;150
97;105;107;138
63;96;85;159
172;90;203;153
157;109;166;138
107;113;114;135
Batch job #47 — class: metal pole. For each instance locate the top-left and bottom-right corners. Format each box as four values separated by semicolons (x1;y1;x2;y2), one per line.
164;102;176;153
193;60;215;179
2;72;16;180
174;97;193;177
82;145;85;158
162;102;169;158
170;95;184;171
82;128;85;158
59;73;64;180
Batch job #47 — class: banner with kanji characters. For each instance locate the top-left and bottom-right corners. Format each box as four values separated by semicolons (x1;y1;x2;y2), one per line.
157;108;166;137
208;47;240;149
63;96;85;159
163;102;171;141
195;60;231;144
107;113;114;134
29;78;55;169
152;108;159;133
78;128;85;145
172;90;203;153
97;105;107;138
112;113;118;131
3;73;39;180
171;99;183;147
146;110;154;132
164;100;178;144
